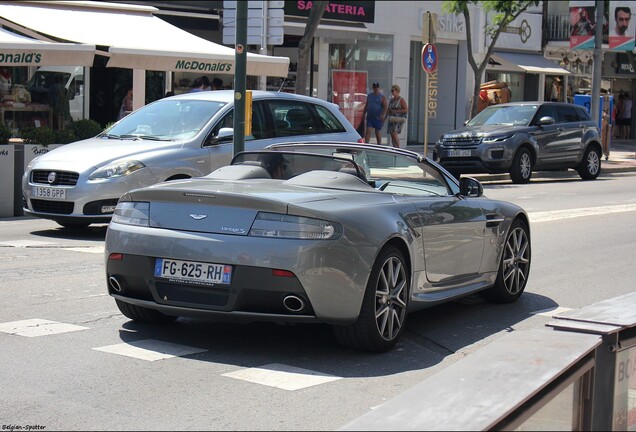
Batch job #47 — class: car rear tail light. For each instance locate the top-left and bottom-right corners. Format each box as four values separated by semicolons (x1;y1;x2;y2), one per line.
249;212;342;240
272;269;295;277
109;253;123;260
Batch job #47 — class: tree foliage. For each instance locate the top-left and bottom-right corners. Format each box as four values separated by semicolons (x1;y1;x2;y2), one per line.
442;1;539;117
296;1;328;96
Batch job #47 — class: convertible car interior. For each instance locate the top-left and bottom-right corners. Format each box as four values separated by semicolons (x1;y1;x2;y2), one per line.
221;150;452;197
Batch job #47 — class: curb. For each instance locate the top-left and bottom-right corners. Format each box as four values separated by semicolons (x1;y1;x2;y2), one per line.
470;162;636;182
404;145;636;182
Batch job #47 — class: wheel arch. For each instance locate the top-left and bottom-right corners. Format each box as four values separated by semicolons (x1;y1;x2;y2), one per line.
516;142;537;165
164;174;192;181
383;236;413;280
584;140;603;157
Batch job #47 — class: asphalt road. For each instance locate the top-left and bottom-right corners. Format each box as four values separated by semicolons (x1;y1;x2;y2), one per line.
1;171;635;431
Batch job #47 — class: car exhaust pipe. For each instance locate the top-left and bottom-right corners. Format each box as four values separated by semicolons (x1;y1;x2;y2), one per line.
109;276;124;293
283;295;305;313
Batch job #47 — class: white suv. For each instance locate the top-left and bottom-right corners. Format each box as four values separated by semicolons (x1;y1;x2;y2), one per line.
22;91;363;228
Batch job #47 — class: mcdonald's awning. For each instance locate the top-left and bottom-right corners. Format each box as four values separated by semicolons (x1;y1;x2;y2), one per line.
0;1;290;77
0;27;95;66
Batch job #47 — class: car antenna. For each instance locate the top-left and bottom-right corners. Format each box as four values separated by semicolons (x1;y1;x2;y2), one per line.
278;77;288;92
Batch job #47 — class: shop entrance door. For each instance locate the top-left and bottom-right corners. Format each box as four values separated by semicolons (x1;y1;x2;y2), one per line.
89;67;132;128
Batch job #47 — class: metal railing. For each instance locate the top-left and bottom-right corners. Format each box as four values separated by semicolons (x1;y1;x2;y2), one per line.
547;13;571;41
341;292;636;431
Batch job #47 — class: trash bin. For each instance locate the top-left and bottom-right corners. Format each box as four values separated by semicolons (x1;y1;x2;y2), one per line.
573;94;613;130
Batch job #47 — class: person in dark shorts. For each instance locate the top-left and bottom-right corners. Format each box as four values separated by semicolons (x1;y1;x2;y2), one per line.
362;81;388;145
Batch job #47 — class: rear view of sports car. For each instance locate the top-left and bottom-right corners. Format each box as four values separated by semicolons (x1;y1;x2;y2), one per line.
105;142;531;352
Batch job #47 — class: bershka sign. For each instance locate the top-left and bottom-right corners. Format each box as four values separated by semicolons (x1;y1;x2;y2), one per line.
285;1;375;24
175;60;232;72
0;52;42;64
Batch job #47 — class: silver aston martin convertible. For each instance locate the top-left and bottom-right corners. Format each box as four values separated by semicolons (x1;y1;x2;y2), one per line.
105;142;531;352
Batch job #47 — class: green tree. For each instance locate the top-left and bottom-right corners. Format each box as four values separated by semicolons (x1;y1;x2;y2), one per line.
296;1;328;96
442;0;539;118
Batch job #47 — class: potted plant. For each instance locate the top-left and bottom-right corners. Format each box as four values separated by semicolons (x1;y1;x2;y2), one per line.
19;126;56;146
71;119;103;140
0;123;12;145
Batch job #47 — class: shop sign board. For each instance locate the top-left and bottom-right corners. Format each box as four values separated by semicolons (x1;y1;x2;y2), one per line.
569;0;596;50
285;1;375;24
0;144;15;218
421;43;438;74
488;12;542;51
608;1;636;51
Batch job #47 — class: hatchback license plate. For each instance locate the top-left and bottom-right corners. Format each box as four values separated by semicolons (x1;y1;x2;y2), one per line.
448;149;472;157
154;258;232;285
32;186;66;200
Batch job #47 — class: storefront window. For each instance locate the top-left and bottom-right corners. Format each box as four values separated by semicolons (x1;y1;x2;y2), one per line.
485;72;525;102
327;34;393;133
172;72;231;94
0;65;85;135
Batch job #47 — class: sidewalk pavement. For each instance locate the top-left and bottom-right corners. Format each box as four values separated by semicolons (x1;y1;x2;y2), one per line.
403;139;636;182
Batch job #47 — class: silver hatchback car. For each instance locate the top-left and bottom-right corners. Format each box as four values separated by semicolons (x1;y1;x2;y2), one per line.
22;91;362;228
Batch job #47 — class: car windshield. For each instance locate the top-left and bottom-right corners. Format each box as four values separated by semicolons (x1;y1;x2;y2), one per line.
102;99;226;141
263;144;453;196
467;104;539;127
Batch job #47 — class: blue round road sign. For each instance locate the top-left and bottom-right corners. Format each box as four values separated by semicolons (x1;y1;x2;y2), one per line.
421;43;438;74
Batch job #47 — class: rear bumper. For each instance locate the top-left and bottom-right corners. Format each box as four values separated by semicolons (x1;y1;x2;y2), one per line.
106;253;337;323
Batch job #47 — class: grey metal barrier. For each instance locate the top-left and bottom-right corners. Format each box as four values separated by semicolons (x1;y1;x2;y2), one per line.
340;292;636;431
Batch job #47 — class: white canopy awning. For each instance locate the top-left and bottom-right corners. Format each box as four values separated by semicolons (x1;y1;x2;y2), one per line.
488;52;571;75
0;27;95;66
0;1;290;77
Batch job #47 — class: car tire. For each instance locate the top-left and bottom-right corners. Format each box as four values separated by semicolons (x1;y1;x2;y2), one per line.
509;148;532;184
577;146;601;180
115;299;177;323
56;221;90;229
480;219;531;303
333;246;409;352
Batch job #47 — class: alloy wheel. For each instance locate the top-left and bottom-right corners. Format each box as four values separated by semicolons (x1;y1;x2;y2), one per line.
375;256;408;341
520;152;532;180
502;227;530;295
586;150;600;175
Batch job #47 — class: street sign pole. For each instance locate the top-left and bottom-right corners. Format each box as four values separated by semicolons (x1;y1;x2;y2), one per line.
421;12;437;158
423;72;429;158
233;1;247;155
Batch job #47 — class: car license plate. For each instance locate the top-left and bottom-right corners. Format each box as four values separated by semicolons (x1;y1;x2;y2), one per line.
32;186;66;200
154;258;232;286
448;149;472;157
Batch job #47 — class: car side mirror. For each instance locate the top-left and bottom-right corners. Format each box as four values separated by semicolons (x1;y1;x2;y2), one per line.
208;127;234;145
537;116;555;125
459;176;483;197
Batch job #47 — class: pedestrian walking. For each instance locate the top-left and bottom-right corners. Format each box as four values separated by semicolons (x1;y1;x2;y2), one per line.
362;81;388;145
387;84;408;148
601;94;612;160
619;93;632;139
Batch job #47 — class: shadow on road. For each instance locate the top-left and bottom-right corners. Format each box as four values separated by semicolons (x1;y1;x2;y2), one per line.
113;291;557;379
30;224;108;241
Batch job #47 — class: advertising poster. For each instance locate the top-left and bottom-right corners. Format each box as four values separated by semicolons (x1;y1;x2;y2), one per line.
609;1;636;50
570;0;596;49
331;70;367;133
